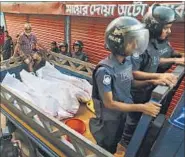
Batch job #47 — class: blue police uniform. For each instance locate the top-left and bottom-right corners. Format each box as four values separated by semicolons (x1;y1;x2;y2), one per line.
121;38;161;147
72;51;89;68
2;36;13;60
132;38;161;102
121;39;182;147
72;51;88;62
89;53;135;154
157;39;181;73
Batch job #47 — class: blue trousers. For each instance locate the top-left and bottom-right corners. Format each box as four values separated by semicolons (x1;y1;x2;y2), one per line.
120;88;153;147
90;114;126;154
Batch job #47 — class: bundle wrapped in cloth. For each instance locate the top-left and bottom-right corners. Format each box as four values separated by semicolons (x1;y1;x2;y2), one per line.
1;62;92;120
2;73;60;117
36;61;92;103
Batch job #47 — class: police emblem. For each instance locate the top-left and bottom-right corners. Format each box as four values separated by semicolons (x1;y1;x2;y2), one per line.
103;75;111;85
133;52;139;59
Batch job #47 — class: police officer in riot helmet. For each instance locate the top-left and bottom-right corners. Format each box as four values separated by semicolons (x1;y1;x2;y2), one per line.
89;16;163;154
59;41;71;57
120;5;178;148
72;40;88;62
50;41;59;53
145;4;184;72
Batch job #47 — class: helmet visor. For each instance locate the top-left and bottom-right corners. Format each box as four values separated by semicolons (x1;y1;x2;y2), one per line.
124;28;149;55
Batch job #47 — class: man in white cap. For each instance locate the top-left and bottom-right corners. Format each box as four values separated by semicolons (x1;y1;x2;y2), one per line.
14;23;46;71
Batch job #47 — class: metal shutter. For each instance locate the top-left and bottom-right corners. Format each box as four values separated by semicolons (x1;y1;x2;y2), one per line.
169;22;184;53
5;13;27;39
29;15;65;49
71;16;113;64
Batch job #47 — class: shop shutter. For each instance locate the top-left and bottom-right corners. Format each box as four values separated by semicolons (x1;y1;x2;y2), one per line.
71;16;113;64
4;13;27;40
169;22;184;53
29;15;65;49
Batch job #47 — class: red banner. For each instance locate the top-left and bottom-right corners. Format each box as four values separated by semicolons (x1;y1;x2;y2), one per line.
1;2;184;20
64;2;184;20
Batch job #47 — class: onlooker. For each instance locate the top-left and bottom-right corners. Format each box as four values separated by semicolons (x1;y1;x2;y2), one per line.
13;34;20;57
0;52;3;62
59;41;71;57
32;42;39;53
0;26;4;61
50;41;59;53
0;26;4;47
72;40;88;62
14;23;45;72
2;30;13;60
27;43;42;71
14;34;20;45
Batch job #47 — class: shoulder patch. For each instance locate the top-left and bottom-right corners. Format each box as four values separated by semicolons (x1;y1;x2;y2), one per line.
132;52;139;59
103;75;111;85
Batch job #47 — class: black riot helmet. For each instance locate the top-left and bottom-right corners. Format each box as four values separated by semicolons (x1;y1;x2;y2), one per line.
59;41;68;52
73;40;84;51
59;41;68;48
105;16;149;56
143;4;176;38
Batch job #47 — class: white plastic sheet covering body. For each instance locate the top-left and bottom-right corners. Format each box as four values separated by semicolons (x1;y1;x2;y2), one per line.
36;62;92;102
1;62;92;120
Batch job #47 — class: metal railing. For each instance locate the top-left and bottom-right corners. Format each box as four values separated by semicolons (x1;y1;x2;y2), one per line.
125;65;185;157
44;51;96;78
1;85;114;157
0;56;22;71
0;53;115;157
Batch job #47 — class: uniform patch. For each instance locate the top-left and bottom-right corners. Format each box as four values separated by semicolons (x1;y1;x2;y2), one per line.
103;75;111;85
133;52;139;59
159;48;168;55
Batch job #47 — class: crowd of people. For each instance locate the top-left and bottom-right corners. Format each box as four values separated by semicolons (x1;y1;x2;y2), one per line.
0;4;185;156
0;23;89;72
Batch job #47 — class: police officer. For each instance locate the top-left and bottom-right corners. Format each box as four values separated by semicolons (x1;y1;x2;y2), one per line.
145;4;184;73
120;5;178;147
50;41;59;53
72;40;88;62
89;16;162;154
59;41;71;57
2;30;13;60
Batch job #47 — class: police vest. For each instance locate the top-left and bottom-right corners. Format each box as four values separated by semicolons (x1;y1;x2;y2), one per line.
157;40;175;72
140;41;160;73
92;56;133;120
